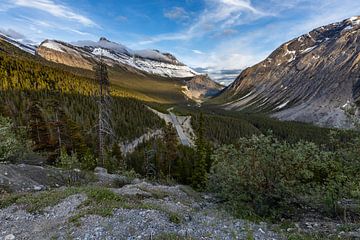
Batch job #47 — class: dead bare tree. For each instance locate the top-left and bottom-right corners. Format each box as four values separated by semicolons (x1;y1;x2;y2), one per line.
95;53;114;167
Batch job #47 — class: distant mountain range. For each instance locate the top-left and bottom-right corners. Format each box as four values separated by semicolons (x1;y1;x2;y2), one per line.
214;16;360;128
2;16;360;128
38;37;198;78
0;32;36;55
0;34;223;103
194;67;241;86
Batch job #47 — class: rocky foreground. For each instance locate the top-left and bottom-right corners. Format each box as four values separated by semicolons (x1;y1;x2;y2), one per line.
0;164;280;240
1;164;360;239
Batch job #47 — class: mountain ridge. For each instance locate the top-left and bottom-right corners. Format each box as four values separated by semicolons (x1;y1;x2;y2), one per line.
37;37;198;78
215;16;360;128
0;33;222;103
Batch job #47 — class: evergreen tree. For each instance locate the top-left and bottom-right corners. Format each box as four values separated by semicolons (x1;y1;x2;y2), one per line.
192;112;207;190
111;143;126;172
163;124;178;179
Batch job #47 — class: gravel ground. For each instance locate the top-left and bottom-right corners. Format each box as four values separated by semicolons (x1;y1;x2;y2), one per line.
0;181;282;240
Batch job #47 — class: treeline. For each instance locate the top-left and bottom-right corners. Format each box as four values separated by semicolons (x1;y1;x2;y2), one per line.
173;105;335;146
0;51;164;162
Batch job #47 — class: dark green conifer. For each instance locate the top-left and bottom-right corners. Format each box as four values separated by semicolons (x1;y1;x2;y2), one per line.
192;112;207;190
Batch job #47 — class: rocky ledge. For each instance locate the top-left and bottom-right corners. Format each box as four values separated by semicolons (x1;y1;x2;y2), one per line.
0;166;279;239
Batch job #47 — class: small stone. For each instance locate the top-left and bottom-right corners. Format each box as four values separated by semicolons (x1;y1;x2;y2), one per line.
131;178;142;184
94;167;107;174
5;234;15;240
178;229;187;236
33;185;43;191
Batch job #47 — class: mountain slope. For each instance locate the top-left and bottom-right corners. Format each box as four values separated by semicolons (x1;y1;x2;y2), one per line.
215;16;360;128
36;38;222;103
0;32;36;55
182;75;224;103
0;33;222;104
38;37;198;78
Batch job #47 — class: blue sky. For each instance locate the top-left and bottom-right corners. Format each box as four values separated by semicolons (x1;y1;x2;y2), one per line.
0;0;359;75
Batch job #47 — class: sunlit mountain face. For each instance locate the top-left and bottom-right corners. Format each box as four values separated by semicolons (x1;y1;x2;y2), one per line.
194;67;242;86
1;0;359;89
1;1;360;239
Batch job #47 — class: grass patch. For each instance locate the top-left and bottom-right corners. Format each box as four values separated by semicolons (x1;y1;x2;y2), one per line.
179;185;202;202
138;186;170;199
245;225;254;240
0;188;80;213
169;212;182;224
1;186;186;227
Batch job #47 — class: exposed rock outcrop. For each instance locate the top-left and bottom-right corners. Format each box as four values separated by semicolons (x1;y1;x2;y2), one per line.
37;40;94;70
0;179;281;239
218;16;360;128
182;75;223;102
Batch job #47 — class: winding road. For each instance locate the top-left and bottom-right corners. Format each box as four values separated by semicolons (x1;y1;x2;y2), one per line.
169;111;192;147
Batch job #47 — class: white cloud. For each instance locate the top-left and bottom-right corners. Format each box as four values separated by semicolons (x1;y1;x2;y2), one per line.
176;0;360;72
141;0;266;44
164;7;190;21
192;49;204;54
0;28;25;39
11;0;97;27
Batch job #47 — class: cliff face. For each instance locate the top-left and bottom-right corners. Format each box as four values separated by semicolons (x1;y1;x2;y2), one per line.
37;40;95;70
218;16;360;128
182;75;224;102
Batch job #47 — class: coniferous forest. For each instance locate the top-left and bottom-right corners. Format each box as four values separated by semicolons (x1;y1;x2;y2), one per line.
1;34;360;239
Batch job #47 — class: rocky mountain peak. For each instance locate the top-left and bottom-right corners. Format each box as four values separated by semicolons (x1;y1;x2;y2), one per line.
218;16;360;128
99;37;110;42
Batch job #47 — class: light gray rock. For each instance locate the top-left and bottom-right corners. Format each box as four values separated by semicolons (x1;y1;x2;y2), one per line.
217;16;360;128
4;234;15;240
0;181;283;240
93;168;131;188
0;163;86;193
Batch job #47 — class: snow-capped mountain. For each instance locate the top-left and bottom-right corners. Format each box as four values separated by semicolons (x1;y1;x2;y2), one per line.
37;37;198;78
0;32;36;55
0;33;221;102
216;16;360;128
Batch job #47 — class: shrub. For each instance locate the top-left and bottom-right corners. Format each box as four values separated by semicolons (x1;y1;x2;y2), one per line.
0;116;30;161
57;148;80;170
208;134;360;220
80;150;97;170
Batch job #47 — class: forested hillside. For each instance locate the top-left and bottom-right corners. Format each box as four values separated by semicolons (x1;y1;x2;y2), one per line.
0;41;164;162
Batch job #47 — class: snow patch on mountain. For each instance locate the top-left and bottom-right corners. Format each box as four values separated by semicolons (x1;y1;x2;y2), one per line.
276;101;290;110
73;38;198;78
300;46;317;54
349;16;360;25
42;41;65;53
0;32;36;55
91;47;197;78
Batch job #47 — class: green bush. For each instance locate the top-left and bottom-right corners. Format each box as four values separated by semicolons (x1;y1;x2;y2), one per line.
0;116;30;161
208;134;360;220
57;148;80;170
